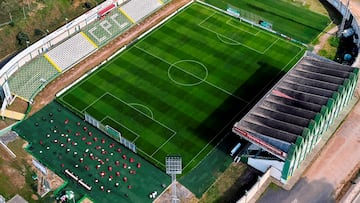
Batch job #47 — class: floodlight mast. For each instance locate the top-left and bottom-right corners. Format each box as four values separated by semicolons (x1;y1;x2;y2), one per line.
171;173;178;203
165;155;182;203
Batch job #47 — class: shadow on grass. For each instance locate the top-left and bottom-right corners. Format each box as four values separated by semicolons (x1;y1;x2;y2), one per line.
179;61;287;197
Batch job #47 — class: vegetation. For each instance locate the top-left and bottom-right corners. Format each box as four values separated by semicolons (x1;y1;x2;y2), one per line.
199;163;247;203
318;35;339;60
0;0;103;61
16;31;30;46
0;139;45;203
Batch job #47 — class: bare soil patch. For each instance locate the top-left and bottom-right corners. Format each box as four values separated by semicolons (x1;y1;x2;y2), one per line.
31;193;39;200
1;166;26;188
154;181;198;203
0;143;14;161
80;197;94;203
7;97;29;113
312;25;338;55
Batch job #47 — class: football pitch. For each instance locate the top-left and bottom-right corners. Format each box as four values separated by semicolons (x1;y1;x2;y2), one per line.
58;3;305;174
203;0;331;44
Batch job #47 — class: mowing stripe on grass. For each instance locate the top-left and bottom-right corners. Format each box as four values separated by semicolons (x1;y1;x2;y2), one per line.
85;92;176;155
134;45;249;103
100;116;140;142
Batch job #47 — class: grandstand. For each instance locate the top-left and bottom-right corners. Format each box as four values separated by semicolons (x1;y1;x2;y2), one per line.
120;0;162;23
45;33;97;72
233;52;359;183
83;9;132;47
8;56;59;101
2;0;170;105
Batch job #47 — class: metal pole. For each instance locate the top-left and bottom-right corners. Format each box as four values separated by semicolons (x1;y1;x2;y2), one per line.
171;174;178;203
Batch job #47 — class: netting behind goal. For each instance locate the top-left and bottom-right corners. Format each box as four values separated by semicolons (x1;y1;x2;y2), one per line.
84;112;136;153
227;4;272;27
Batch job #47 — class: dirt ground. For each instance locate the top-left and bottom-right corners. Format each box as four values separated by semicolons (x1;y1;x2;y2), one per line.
80;198;94;203
154;181;198;203
312;25;338;54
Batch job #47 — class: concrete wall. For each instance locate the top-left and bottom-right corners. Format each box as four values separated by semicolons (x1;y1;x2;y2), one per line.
326;0;360;47
236;167;281;203
248;158;284;174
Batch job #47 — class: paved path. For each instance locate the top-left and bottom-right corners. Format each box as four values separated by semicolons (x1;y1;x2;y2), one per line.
3;109;24;120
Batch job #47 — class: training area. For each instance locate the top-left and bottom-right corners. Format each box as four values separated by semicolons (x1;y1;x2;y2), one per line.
58;2;305;175
13;101;170;203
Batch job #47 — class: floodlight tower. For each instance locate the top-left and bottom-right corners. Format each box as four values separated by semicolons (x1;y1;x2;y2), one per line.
166;155;182;203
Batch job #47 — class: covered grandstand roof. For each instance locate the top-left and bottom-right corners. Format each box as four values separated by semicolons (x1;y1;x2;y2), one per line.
233;52;358;160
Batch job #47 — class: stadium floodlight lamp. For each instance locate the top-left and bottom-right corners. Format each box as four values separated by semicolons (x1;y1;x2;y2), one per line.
166;155;182;175
166;155;182;203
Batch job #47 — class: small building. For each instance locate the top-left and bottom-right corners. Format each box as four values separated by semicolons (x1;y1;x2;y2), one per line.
7;194;28;203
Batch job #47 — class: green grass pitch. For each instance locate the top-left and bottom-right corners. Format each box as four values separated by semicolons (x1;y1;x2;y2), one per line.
203;0;331;44
58;3;305;174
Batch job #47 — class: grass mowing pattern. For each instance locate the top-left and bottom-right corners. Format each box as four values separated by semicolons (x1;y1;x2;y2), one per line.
58;3;305;174
203;0;330;44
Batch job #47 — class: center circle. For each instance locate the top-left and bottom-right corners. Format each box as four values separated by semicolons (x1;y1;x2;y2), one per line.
168;60;208;86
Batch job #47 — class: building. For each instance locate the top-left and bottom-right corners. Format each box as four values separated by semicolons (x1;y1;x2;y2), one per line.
233;52;359;183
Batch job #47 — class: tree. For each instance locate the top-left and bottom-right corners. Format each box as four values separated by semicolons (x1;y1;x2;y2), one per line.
0;0;17;16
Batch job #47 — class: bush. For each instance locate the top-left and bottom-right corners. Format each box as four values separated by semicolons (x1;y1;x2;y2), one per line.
16;31;30;46
84;2;92;9
329;36;340;47
34;28;45;36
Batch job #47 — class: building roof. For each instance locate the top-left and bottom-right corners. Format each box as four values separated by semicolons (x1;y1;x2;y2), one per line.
7;194;28;203
233;52;357;160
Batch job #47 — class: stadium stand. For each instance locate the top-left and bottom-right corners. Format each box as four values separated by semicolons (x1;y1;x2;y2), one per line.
1;0;170;109
83;9;132;47
98;3;116;18
45;33;97;72
233;52;359;183
8;56;59;101
120;0;162;23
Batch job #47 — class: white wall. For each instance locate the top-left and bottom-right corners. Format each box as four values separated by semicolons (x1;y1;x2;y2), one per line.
248;158;284;174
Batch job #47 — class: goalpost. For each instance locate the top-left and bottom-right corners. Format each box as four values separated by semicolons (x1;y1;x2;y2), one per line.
84;112;136;153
